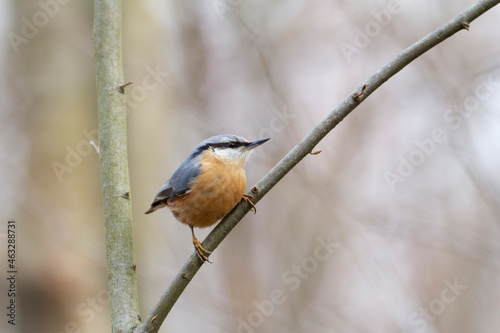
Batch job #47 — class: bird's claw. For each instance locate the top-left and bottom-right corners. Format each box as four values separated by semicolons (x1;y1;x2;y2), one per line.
193;237;212;263
242;194;257;214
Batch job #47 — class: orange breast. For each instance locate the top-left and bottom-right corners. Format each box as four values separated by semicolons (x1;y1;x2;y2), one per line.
167;149;247;228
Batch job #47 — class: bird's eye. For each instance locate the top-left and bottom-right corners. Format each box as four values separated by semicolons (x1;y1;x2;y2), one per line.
228;142;236;148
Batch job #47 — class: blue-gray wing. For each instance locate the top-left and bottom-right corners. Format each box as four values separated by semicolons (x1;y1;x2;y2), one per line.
145;154;201;214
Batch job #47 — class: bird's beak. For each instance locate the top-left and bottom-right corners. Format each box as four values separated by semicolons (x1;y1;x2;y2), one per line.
246;138;270;150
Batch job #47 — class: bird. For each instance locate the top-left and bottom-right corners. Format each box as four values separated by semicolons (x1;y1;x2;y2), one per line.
145;134;269;262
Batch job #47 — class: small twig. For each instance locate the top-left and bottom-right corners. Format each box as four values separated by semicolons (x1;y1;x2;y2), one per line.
112;191;130;199
90;140;100;154
117;81;134;94
310;150;322;155
352;84;367;100
147;315;158;333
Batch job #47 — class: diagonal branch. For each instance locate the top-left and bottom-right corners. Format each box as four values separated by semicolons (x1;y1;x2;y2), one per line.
135;1;500;332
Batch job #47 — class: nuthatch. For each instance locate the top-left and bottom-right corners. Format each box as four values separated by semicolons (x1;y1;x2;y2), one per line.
145;134;269;262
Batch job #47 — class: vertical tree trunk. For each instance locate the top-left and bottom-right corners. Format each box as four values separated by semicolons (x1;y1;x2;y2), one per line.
94;1;140;332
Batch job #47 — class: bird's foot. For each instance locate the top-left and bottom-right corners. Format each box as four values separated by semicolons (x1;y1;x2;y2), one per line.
193;237;213;263
242;194;257;214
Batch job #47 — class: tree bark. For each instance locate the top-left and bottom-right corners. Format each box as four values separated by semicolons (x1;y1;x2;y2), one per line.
94;1;140;332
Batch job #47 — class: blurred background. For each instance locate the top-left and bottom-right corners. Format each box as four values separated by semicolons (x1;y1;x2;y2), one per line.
1;0;500;332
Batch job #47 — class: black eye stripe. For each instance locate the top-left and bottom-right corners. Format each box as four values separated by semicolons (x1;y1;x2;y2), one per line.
200;141;247;150
215;141;246;149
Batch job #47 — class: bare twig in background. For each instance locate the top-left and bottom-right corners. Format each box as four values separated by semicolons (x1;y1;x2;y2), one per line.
94;0;140;332
135;1;500;332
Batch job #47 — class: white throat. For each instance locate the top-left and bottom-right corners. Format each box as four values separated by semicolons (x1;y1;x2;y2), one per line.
213;147;252;161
